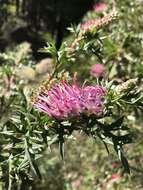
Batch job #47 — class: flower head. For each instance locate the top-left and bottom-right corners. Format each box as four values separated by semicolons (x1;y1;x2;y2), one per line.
93;2;108;12
90;64;106;78
33;78;106;120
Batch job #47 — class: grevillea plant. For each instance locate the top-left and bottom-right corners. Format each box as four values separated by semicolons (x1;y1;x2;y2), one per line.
0;2;143;190
31;7;142;174
30;71;140;174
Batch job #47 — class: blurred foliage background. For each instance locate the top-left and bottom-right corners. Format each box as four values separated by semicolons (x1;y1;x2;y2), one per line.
0;0;143;190
0;0;94;58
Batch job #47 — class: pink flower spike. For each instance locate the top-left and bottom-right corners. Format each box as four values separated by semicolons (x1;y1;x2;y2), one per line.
80;12;117;33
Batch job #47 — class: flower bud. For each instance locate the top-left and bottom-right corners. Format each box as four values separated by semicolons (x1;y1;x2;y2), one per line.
115;79;138;95
90;64;106;78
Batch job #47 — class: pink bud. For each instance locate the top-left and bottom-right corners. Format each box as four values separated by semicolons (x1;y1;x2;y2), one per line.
93;2;108;12
90;64;106;78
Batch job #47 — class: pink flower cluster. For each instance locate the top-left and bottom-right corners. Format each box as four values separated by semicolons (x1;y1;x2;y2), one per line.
34;80;106;120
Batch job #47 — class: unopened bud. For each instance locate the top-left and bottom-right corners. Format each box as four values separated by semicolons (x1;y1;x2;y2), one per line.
115;79;138;95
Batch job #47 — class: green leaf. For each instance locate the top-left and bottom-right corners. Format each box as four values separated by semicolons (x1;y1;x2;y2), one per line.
114;143;130;174
59;139;64;160
24;138;41;179
109;117;124;130
120;150;130;174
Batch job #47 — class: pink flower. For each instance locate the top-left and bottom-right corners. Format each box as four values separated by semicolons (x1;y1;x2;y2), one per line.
111;174;121;181
93;2;108;12
33;78;106;120
90;64;106;78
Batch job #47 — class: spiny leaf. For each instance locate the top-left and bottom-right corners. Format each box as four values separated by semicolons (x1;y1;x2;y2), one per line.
24;138;41;179
114;143;130;174
120;151;130;174
109;117;124;130
59;139;65;160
